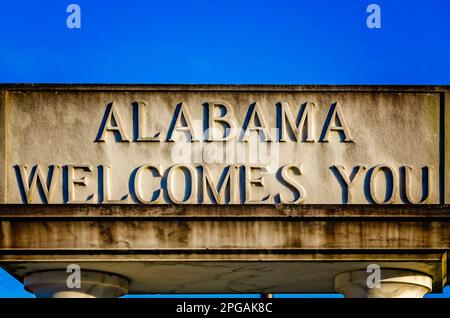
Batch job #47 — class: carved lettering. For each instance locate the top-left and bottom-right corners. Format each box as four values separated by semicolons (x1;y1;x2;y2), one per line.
167;164;197;203
278;164;306;204
242;102;272;142
16;165;60;203
320;102;353;142
202;165;238;204
207;101;237;142
95;102;130;142
331;165;366;203
134;101;161;142
133;165;163;204
167;103;200;142
368;165;398;204
244;165;273;204
102;164;130;203
67;164;94;203
278;102;315;142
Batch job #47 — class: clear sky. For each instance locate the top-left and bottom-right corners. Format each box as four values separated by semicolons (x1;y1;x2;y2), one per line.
0;0;449;297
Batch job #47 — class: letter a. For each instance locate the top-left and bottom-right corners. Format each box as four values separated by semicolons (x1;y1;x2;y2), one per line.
320;102;354;142
366;4;381;29
66;4;81;29
95;102;130;142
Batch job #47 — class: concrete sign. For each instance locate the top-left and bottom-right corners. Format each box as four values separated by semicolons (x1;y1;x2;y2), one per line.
0;85;449;298
0;85;446;204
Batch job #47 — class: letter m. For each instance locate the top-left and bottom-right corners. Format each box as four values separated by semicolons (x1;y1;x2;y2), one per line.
15;165;60;203
203;165;237;204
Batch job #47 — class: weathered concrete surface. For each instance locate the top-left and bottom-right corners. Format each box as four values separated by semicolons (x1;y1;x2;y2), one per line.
446;89;450;204
0;204;448;293
0;85;446;204
3;259;444;294
0;85;448;295
1;213;449;250
0;90;5;202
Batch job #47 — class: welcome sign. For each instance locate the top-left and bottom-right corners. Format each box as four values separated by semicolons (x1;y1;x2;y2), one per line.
0;85;445;205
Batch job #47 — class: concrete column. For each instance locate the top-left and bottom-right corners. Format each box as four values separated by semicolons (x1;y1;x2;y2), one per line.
24;270;128;298
335;269;432;298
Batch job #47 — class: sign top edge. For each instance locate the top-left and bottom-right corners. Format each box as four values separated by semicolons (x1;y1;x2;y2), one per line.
0;84;448;92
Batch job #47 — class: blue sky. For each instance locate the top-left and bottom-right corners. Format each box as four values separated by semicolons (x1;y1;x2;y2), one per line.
0;0;449;297
0;0;450;84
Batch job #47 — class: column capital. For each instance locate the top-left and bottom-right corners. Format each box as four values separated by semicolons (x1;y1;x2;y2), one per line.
335;269;432;298
24;270;128;298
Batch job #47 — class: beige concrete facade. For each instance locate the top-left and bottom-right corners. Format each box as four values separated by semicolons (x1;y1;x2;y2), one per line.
0;85;448;297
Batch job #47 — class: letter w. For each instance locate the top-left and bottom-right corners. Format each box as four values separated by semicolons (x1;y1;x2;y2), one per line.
15;165;60;203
